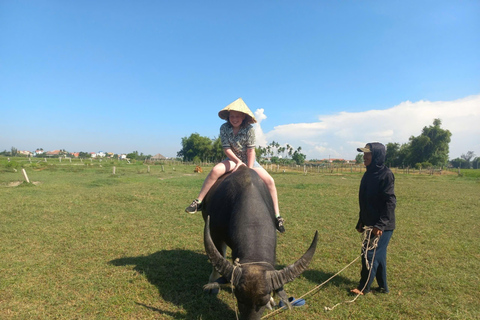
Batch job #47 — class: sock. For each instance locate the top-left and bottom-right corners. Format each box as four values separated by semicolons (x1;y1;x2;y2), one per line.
196;199;202;204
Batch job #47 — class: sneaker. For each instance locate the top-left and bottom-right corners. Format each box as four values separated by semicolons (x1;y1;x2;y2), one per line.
276;216;285;233
185;199;202;214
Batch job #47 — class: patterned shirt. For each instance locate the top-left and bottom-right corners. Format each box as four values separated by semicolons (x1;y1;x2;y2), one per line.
220;122;256;163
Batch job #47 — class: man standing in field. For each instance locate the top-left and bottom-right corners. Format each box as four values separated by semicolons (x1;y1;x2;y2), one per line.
351;142;396;295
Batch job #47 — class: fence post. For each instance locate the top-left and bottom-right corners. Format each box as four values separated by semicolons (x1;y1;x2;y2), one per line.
22;169;30;183
113;166;116;175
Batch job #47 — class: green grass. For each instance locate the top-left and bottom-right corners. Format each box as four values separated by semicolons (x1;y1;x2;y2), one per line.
458;168;480;178
0;159;479;319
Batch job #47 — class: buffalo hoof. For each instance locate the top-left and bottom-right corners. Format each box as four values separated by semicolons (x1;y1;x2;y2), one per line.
203;282;220;295
203;277;229;295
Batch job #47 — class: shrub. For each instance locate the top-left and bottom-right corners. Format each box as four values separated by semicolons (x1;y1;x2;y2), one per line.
415;161;432;170
5;161;20;170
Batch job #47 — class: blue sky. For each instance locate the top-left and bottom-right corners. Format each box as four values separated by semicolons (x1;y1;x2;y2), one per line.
1;1;479;160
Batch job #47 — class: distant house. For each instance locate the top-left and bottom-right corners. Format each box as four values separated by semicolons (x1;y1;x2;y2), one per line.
46;150;61;157
151;153;167;161
318;158;356;164
18;150;33;156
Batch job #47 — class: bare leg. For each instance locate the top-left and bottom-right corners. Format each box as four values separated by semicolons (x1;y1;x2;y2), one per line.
197;160;235;201
252;166;280;217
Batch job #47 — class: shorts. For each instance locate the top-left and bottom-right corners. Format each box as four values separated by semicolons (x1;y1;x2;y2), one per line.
224;158;262;168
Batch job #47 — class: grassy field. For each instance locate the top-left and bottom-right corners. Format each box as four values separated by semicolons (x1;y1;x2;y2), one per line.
0;158;479;319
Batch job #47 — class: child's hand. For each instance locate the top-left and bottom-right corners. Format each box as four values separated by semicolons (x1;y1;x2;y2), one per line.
233;161;245;172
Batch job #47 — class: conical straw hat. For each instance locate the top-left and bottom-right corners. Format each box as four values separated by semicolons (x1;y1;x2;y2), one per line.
218;98;257;124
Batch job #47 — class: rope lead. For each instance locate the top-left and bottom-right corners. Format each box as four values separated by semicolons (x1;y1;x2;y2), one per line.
262;226;380;318
324;226;379;312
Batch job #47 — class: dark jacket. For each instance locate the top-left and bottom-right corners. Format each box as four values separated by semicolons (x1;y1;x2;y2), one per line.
356;143;396;232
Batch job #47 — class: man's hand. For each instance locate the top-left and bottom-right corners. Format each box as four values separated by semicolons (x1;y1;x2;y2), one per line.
356;223;363;233
372;227;383;237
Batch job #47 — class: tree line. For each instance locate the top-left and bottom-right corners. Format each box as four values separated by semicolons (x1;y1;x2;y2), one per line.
2;118;478;168
176;119;479;169
0;148;153;161
177;134;307;165
383;119;478;169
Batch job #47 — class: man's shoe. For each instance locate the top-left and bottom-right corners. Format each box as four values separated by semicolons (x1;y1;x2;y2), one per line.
276;216;285;233
185;199;201;214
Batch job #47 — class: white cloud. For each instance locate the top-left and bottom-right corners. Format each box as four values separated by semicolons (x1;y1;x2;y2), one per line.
253;108;268;147
255;94;480;160
254;108;268;124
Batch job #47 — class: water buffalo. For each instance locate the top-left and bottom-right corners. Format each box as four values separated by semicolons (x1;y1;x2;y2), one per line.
202;165;318;320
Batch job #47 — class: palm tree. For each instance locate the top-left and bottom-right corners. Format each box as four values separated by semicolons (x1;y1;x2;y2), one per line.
266;146;272;157
278;147;286;158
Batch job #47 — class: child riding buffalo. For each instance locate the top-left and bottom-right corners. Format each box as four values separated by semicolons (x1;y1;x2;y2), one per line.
185;98;285;233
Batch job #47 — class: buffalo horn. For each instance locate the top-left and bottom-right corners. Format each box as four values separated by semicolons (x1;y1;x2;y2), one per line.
267;231;318;290
204;216;238;283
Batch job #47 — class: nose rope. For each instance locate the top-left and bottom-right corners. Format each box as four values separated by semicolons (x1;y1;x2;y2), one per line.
231;259;274;287
232;259;240;320
231;259;274;320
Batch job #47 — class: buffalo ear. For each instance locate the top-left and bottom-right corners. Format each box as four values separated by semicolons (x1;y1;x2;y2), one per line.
267;231;318;290
204;216;237;282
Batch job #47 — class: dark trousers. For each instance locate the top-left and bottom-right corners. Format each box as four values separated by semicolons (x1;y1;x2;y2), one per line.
357;230;393;293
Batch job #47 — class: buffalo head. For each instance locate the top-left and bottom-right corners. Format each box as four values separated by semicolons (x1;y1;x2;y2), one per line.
204;216;318;319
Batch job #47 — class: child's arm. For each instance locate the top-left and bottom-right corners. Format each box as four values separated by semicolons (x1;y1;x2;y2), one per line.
246;148;255;168
223;148;245;171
